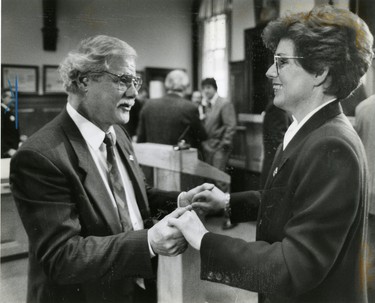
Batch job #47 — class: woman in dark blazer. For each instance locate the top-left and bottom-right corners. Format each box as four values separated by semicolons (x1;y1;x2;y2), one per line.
171;5;374;303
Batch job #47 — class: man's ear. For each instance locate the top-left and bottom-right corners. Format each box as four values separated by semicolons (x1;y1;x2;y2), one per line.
77;77;89;92
314;67;330;88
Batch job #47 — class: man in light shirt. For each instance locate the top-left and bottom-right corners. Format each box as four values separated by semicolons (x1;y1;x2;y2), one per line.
200;78;236;192
10;35;195;303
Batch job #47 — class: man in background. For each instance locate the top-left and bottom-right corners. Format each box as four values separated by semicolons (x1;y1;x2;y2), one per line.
355;94;375;301
124;86;148;142
201;78;236;192
137;70;206;150
1;88;20;158
260;102;292;188
191;90;206;121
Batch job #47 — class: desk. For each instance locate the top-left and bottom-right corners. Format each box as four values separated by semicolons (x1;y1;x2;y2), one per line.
1;158;28;259
133;143;258;303
158;217;258;303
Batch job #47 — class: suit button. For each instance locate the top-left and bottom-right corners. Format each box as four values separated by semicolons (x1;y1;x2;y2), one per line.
207;272;214;280
215;273;222;281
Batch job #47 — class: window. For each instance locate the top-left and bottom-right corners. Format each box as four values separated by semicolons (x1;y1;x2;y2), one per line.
202;14;229;97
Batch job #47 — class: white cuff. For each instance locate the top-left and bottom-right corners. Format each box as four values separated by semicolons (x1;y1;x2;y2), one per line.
177;191;189;207
147;229;156;258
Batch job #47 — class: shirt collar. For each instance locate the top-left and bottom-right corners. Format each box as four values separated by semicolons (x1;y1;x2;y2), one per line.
293;98;337;127
66;102;116;150
283;98;336;150
209;93;219;106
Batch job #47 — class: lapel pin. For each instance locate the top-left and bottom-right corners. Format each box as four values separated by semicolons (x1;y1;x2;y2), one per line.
129;155;134;161
273;167;278;177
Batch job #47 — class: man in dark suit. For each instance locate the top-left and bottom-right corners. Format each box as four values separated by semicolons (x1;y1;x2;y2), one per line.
124;87;148;142
1;88;20;158
10;35;193;303
355;94;375;301
137;70;206;150
260;103;291;188
200;78;236;192
170;6;373;303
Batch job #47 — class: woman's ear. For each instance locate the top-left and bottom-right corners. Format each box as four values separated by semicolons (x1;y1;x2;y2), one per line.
314;67;330;88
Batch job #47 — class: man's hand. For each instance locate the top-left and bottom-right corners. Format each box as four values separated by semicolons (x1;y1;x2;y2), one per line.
148;208;189;256
168;209;209;251
7;148;17;157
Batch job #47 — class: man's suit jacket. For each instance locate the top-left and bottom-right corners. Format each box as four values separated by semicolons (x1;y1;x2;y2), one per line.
1;104;20;157
10;108;179;303
137;93;206;148
203;97;236;152
260;104;292;188
355;95;375;215
200;102;369;303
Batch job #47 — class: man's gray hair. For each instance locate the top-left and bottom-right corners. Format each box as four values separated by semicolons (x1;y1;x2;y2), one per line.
59;35;137;94
164;70;190;93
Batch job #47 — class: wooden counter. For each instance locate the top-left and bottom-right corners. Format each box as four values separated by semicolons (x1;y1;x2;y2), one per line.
1;158;28;259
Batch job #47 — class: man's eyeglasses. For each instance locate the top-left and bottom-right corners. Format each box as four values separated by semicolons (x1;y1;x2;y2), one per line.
89;71;143;91
273;55;304;75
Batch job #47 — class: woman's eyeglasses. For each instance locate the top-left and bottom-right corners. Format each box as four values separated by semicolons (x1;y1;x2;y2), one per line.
273;55;304;75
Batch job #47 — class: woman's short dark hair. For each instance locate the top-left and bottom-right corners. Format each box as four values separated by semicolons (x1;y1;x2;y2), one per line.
262;5;374;99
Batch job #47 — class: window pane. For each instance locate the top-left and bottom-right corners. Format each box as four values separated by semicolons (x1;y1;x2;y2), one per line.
202;14;228;97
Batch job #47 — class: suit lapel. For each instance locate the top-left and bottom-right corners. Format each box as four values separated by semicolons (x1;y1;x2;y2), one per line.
60;111;123;234
205;97;222;130
114;126;150;220
265;101;342;188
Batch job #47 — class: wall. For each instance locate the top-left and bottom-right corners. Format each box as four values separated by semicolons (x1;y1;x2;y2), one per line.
1;0;193;94
231;0;349;62
231;0;256;62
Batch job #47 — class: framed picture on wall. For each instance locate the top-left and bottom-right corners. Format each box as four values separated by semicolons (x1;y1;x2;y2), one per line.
1;64;39;94
43;65;65;94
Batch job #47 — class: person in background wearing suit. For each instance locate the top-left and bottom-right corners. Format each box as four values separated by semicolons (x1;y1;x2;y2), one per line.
1;88;20;158
137;69;206;149
10;35;199;303
355;94;375;301
124;87;148;142
200;78;236;193
170;6;373;303
191;90;206;121
260;102;292;188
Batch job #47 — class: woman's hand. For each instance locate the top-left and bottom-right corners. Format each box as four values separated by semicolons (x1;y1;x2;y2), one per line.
168;207;209;250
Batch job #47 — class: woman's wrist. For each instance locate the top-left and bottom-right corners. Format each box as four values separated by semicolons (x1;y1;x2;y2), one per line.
223;193;231;216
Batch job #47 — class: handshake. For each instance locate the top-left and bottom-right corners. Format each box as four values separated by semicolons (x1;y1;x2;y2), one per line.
148;183;227;256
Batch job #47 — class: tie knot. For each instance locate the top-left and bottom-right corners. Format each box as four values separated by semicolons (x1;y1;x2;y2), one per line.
104;133;114;147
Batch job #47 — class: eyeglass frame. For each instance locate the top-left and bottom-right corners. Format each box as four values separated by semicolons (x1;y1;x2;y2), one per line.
85;71;143;91
273;55;304;76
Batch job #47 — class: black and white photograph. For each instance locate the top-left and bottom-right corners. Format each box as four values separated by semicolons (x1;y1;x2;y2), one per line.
1;0;374;302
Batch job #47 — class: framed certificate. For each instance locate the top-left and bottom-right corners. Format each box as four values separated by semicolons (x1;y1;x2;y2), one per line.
43;65;65;94
1;64;39;94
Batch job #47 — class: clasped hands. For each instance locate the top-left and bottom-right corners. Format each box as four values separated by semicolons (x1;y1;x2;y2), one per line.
149;183;227;256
